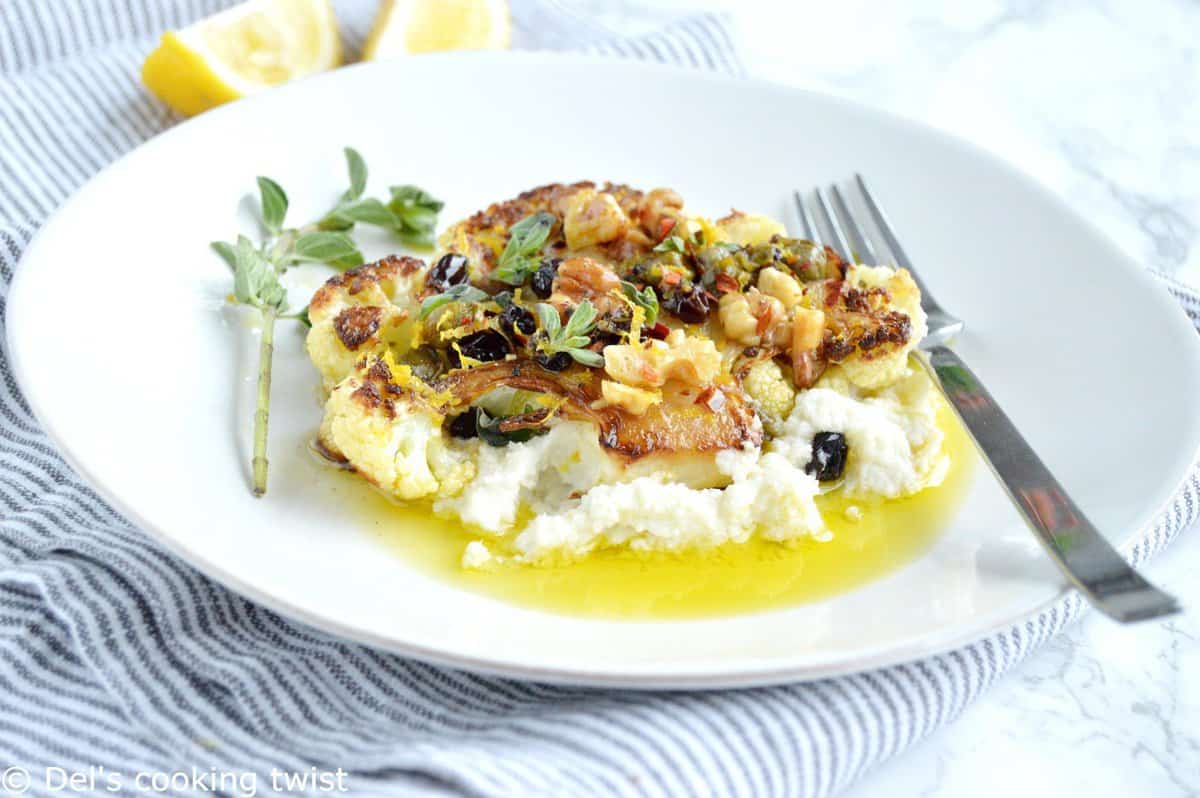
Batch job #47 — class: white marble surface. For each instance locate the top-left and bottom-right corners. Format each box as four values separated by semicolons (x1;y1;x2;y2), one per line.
850;535;1200;798
608;1;1199;795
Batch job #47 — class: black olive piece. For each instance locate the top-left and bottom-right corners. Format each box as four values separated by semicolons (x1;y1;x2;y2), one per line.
664;286;715;324
499;304;536;336
805;431;848;482
535;351;573;372
530;259;560;299
449;330;511;367
447;408;480;439
426;253;469;292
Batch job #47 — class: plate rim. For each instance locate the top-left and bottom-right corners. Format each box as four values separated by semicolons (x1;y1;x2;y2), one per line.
8;51;1200;688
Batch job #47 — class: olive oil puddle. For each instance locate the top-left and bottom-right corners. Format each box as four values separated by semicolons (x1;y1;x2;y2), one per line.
337;405;975;619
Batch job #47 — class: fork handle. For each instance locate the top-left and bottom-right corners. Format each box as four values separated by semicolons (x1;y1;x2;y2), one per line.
917;345;1180;623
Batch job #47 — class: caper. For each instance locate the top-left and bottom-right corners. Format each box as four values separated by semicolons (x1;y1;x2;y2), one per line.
499;304;536;336
531;259;560;298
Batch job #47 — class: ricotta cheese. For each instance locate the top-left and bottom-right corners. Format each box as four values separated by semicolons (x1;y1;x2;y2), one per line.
509;451;824;563
774;366;947;497
433;421;616;533
448;365;947;567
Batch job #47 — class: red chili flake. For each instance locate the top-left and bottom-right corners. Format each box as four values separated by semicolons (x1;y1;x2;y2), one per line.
713;273;739;294
659;217;677;240
645;322;670;340
694;386;727;412
661;271;682;288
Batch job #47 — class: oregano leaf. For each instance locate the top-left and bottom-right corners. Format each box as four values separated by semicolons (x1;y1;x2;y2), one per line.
291;231;363;270
344;147;367;201
256;176;288;235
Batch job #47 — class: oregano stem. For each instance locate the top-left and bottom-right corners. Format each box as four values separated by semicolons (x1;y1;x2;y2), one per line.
220;148;439;497
252;308;277;497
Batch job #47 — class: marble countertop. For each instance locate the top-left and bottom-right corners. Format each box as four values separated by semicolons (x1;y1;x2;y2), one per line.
615;0;1199;794
850;534;1200;797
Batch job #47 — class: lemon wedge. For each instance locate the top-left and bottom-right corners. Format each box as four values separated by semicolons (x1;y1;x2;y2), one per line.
142;0;341;117
363;0;511;60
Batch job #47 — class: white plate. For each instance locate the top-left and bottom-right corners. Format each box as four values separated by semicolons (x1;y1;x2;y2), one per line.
9;54;1200;688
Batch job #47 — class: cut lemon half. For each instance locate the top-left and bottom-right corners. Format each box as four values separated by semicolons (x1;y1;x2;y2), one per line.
363;0;511;60
142;0;341;117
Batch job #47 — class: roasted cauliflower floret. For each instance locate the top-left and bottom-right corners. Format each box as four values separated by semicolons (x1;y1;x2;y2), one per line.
715;210;787;246
319;373;474;500
836;265;926;390
742;359;796;436
306;256;425;391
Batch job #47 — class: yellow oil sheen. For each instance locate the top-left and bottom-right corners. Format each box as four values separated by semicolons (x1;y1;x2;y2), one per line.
338;405;974;619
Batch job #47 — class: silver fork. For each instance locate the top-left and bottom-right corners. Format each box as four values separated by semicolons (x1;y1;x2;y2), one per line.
793;176;1180;623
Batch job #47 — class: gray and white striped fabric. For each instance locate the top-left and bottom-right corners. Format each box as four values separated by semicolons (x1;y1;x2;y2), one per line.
0;2;1197;796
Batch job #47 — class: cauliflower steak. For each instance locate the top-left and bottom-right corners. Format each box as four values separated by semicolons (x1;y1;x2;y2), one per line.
305;182;944;565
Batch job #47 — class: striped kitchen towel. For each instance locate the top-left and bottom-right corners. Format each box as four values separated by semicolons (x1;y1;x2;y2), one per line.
0;1;1197;797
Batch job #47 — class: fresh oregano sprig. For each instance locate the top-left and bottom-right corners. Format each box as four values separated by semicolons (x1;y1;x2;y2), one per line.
652;234;687;254
231;235;287;310
257;177;288;234
212;148;441;497
419;283;488;319
534;300;605;368
229;235;287;498
212;173;367;496
620;280;659;326
318;149;444;250
494;212;556;285
318;148;394;231
388;185;444;248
